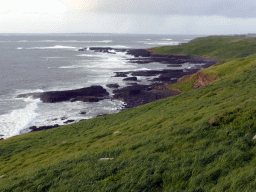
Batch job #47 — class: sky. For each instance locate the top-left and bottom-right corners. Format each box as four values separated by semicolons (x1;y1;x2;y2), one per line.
0;0;256;34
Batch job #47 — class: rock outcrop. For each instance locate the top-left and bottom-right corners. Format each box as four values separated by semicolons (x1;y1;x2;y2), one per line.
17;86;109;103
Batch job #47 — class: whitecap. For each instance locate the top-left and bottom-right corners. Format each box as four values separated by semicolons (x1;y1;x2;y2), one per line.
76;54;97;57
137;68;151;70
89;45;130;49
0;98;41;139
17;47;23;50
37;40;57;42
111;45;130;48
27;45;77;50
44;57;64;59
144;41;180;45
15;89;44;95
161;38;173;41
59;65;81;69
97;40;112;43
18;40;28;42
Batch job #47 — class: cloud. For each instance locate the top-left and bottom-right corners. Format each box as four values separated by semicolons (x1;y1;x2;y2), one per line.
1;0;256;34
0;0;68;14
61;0;256;18
60;0;99;11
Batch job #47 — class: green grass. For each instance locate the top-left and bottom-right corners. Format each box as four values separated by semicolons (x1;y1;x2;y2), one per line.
170;54;256;92
1;36;256;191
149;36;256;59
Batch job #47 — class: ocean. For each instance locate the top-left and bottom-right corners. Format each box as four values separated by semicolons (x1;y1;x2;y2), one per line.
0;33;202;139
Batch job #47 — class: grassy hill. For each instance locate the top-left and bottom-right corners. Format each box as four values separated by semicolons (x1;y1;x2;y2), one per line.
148;35;256;60
1;36;256;191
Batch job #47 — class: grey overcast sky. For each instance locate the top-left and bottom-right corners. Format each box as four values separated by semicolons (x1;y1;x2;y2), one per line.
0;0;256;34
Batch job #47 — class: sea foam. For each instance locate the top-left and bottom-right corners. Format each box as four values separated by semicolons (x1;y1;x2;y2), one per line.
0;97;40;139
27;45;77;50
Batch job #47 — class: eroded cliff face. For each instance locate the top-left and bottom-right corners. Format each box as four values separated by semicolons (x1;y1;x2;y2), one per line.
177;70;216;90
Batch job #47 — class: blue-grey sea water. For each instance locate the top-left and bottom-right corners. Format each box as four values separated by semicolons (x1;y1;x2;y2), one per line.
0;33;202;139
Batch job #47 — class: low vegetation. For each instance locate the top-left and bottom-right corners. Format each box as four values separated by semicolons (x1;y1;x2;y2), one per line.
1;36;256;191
149;35;256;59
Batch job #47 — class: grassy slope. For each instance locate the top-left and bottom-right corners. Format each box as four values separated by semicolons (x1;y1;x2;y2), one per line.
1;36;256;191
148;35;256;60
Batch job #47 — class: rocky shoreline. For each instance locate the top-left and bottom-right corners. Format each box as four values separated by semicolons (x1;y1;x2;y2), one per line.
5;48;220;136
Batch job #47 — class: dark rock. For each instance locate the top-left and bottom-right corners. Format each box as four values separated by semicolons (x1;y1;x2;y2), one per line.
29;124;60;132
70;96;101;102
130;70;162;77
78;48;87;51
79;111;86;115
64;120;75;124
0;138;3;140
113;72;129;77
61;116;68;120
150;70;185;82
79;47;220;67
113;83;181;109
127;83;138;86
106;83;120;88
88;47;115;53
129;89;141;96
126;49;151;57
153;74;171;81
113;84;150;98
52;118;58;121
167;64;183;67
123;77;137;81
129;59;153;64
17;85;109;103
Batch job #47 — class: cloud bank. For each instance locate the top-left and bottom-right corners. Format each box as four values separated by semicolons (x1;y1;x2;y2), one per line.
1;0;256;34
61;0;256;18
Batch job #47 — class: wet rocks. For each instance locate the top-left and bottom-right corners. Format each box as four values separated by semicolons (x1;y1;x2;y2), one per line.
126;49;152;57
167;64;183;67
70;96;102;102
112;72;129;77
130;70;164;77
112;84;181;109
79;111;87;115
129;89;141;96
61;116;68;120
64;120;75;124
79;47;220;66
106;83;120;88
17;86;109;103
29;124;60;132
123;77;137;81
